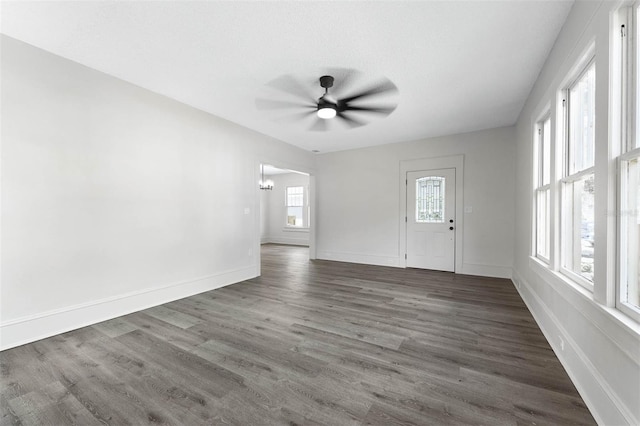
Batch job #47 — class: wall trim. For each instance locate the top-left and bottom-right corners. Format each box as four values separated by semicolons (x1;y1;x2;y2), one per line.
512;268;638;426
316;250;512;278
461;262;512;279
262;237;309;246
0;265;258;351
316;250;401;268
529;257;640;361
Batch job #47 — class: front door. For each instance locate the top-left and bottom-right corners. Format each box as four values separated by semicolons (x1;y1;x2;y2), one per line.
406;168;455;272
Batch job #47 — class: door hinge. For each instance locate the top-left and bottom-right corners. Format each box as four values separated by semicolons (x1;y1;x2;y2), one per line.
405;216;407;223
562;99;566;108
538;128;542;135
621;24;626;38
405;253;407;260
405;179;408;186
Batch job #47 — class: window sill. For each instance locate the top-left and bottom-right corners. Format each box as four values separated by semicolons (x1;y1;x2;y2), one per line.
283;227;309;233
529;256;594;300
528;256;640;343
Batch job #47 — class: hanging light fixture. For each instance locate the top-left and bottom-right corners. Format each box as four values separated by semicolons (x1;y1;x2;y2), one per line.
317;97;337;119
259;164;274;190
316;76;337;119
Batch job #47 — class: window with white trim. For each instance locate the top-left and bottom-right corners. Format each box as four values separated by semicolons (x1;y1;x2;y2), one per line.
561;60;596;288
617;3;640;320
285;186;306;227
534;115;552;262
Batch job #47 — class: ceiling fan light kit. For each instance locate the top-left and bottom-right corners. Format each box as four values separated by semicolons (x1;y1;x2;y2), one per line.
317;106;337;119
317;101;337;120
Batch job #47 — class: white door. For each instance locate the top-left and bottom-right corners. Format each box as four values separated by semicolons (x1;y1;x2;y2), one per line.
406;168;455;272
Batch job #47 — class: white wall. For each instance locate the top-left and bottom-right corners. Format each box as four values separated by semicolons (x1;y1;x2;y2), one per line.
315;126;516;278
260;172;310;246
513;1;640;424
0;36;314;350
260;189;270;243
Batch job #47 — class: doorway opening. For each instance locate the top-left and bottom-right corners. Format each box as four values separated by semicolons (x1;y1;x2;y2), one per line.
258;164;315;274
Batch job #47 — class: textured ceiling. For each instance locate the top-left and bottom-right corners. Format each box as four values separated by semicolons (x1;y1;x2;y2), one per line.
1;1;573;153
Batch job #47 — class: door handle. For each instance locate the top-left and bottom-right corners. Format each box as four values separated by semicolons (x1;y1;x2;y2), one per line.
449;219;454;223
449;226;454;230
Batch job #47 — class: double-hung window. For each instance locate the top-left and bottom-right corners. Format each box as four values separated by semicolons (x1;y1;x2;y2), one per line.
535;115;552;262
286;186;306;227
618;3;640;320
561;60;596;288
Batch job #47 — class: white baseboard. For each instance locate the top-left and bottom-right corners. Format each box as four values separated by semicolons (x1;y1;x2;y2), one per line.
511;269;638;426
262;236;309;246
0;265;258;351
316;250;512;277
316;250;401;268
461;262;512;279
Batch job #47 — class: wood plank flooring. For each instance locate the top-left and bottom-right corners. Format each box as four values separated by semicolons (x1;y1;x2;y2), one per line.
1;244;596;425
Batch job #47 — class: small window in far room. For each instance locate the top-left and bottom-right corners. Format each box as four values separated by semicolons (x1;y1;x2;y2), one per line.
286;186;305;227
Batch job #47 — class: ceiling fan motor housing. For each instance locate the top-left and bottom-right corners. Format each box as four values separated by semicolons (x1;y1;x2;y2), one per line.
319;75;334;89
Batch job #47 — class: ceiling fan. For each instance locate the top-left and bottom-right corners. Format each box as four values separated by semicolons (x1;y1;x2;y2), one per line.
256;70;398;131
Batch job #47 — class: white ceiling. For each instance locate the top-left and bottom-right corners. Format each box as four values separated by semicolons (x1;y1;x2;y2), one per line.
1;1;573;153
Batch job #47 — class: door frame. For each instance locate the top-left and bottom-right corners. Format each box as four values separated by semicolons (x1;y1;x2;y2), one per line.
399;155;464;272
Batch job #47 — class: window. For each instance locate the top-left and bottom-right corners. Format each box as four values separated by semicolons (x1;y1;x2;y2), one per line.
561;60;596;287
618;3;640;319
416;177;445;223
286;186;306;227
620;156;640;313
535;116;552;261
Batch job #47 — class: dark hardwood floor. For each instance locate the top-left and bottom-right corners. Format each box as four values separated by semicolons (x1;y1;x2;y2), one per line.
1;244;596;425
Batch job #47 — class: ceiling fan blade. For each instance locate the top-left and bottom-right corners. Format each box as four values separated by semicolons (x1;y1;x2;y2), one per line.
266;74;317;103
255;98;315;110
337;111;366;128
325;68;358;96
273;110;317;123
342;105;396;115
339;80;398;104
309;118;329;132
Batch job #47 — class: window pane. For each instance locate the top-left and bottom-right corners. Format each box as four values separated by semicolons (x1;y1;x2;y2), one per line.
287;206;303;227
562;173;595;283
569;63;596;173
622;158;640;309
536;188;550;259
636;6;640;150
286;186;305;227
542;118;551;185
416;177;445;223
287;186;304;207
